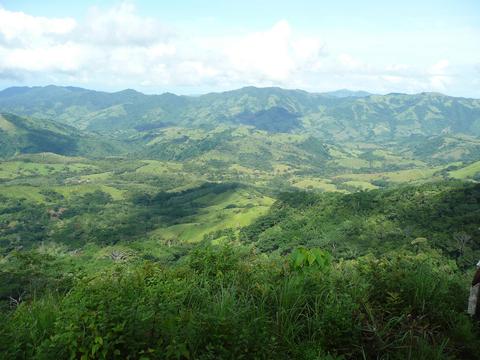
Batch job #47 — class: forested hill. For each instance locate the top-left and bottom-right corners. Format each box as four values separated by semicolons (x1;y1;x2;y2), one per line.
1;180;480;359
1;85;480;359
0;113;125;158
1;85;480;140
242;181;480;268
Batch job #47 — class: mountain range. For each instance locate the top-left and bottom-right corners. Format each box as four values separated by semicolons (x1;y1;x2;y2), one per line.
1;85;479;136
1;85;479;176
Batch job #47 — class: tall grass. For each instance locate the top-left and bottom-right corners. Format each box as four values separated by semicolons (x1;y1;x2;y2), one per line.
1;245;479;359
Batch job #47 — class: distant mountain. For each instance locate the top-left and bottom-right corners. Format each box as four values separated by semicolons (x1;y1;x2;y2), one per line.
232;106;302;133
0;112;125;158
1;85;480;166
0;85;152;130
320;89;373;98
1;85;479;139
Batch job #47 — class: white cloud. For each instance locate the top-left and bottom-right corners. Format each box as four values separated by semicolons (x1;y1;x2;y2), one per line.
4;43;85;72
0;7;76;46
427;59;451;90
0;4;328;88
196;20;325;87
386;64;410;72
0;2;175;83
338;53;363;70
81;2;169;46
0;2;477;96
223;20;296;80
382;75;403;84
226;20;324;81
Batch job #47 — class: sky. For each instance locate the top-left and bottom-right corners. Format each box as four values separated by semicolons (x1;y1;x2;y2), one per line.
0;0;479;97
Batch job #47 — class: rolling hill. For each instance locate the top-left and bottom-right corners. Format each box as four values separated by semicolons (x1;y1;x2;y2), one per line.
1;85;479;186
1;86;479;140
0;85;479;360
0;112;125;158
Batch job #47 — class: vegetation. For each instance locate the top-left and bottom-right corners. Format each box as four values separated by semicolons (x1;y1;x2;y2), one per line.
1;179;479;358
0;86;479;358
1;244;479;359
241;182;480;268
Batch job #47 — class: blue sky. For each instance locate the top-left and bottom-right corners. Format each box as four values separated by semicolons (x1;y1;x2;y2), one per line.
0;0;479;96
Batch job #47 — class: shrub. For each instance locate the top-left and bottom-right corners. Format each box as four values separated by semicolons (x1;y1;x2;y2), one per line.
1;246;479;359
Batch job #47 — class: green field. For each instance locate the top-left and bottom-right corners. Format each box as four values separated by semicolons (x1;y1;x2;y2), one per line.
0;161;94;180
449;160;480;179
1;85;480;359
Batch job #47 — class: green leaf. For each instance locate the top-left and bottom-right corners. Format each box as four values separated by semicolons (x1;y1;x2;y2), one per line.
293;251;306;268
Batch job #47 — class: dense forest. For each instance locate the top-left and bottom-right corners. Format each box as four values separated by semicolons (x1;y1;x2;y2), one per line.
0;86;480;359
1;180;479;358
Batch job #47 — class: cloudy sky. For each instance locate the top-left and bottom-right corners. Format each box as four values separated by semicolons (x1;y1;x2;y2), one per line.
1;0;479;96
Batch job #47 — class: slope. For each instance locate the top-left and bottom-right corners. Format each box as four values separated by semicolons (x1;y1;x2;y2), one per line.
0;113;125;158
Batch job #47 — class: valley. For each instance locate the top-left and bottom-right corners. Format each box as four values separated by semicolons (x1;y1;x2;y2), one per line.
0;85;479;359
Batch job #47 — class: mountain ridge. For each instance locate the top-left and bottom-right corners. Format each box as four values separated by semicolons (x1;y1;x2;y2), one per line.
1;85;480;171
2;84;478;100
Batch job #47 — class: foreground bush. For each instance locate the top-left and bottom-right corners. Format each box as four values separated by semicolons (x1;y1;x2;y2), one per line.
1;245;479;359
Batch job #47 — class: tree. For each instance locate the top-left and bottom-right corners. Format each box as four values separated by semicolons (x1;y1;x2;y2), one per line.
453;232;471;256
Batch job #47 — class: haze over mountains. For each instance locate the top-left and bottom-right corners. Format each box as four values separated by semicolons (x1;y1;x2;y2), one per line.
1;85;478;136
1;85;479;171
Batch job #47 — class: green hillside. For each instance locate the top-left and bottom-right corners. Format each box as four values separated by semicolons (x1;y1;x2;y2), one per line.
0;113;80;157
1;179;480;359
2;86;479;175
1;85;480;359
241;181;480;266
1;86;480;140
0;113;127;158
